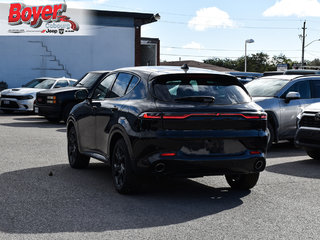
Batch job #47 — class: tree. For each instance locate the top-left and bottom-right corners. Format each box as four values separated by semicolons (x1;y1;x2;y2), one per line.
204;57;238;70
246;52;270;72
308;58;320;66
270;54;298;69
204;53;305;72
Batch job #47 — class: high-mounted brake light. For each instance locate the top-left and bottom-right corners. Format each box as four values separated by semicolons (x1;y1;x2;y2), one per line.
141;112;267;120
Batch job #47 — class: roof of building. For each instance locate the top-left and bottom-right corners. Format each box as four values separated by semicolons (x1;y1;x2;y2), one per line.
90;9;158;26
160;60;235;72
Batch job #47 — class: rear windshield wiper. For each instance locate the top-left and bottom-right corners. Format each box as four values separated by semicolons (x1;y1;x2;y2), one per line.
174;96;215;103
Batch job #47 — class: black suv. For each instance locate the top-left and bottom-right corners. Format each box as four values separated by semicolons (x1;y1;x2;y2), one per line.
67;66;268;194
295;102;320;159
35;71;109;122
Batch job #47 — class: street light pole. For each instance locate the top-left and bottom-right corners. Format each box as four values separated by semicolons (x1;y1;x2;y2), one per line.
301;21;306;67
305;39;320;48
245;39;254;72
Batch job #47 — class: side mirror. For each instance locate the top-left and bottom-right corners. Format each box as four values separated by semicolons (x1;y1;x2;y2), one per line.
75;89;89;100
285;91;300;103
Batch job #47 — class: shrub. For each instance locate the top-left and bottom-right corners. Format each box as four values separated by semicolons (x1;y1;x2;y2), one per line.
0;81;8;91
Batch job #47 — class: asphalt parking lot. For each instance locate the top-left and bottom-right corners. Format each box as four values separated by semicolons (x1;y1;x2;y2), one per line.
0;112;320;240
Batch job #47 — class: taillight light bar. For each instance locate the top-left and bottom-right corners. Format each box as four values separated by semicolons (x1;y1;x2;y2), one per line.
141;112;267;120
160;153;176;157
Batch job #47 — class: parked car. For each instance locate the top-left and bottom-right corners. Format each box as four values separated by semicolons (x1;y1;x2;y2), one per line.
67;66;268;194
0;77;77;113
284;69;320;75
295;102;320;159
228;72;263;84
263;71;284;76
245;74;320;148
35;71;110;122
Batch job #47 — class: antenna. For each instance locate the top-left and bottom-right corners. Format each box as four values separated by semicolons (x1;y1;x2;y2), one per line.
181;64;189;73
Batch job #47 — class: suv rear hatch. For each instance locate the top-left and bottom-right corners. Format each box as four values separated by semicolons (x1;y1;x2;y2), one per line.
142;74;267;155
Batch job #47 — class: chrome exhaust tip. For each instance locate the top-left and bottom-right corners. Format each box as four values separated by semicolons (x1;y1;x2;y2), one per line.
254;160;265;171
154;163;166;173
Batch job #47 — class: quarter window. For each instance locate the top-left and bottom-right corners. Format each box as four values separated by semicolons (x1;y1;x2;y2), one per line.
54;80;69;88
68;80;77;86
126;76;139;94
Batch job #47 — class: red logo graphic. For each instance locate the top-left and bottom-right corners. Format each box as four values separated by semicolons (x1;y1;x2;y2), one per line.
8;3;79;31
59;16;79;31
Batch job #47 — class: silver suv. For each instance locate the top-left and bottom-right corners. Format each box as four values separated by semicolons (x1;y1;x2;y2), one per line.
245;75;320;148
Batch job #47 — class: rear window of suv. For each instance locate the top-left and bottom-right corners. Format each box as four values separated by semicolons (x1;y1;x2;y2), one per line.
152;74;251;105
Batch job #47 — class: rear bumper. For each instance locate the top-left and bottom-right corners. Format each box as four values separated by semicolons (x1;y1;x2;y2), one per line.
131;129;268;177
35;104;62;118
144;152;266;177
295;127;320;150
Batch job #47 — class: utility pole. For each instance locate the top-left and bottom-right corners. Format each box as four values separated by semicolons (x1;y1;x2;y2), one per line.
301;21;306;67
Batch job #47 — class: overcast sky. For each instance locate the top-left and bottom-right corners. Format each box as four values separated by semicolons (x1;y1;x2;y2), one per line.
2;0;320;63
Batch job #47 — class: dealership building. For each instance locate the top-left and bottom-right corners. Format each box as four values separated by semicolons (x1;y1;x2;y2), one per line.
0;3;160;88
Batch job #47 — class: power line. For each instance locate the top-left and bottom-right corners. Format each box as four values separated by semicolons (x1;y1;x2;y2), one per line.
99;3;320;24
161;53;302;59
160;20;300;30
161;46;301;52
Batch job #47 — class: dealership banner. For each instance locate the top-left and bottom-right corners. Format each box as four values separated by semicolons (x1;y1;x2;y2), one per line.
0;1;91;35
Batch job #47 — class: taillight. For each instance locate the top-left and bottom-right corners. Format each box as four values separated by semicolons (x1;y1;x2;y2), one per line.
140;112;267;120
250;151;262;155
142;113;162;119
160;153;176;157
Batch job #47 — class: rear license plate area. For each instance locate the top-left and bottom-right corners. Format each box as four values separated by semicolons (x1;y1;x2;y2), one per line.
180;139;246;155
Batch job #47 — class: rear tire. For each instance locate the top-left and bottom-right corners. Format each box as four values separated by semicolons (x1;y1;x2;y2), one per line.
67;126;90;169
266;122;275;150
225;173;259;190
111;138;139;194
306;149;320;160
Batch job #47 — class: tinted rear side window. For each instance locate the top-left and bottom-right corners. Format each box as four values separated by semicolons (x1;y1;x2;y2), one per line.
109;73;132;98
126;76;140;94
153;74;251;105
311;80;320;98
